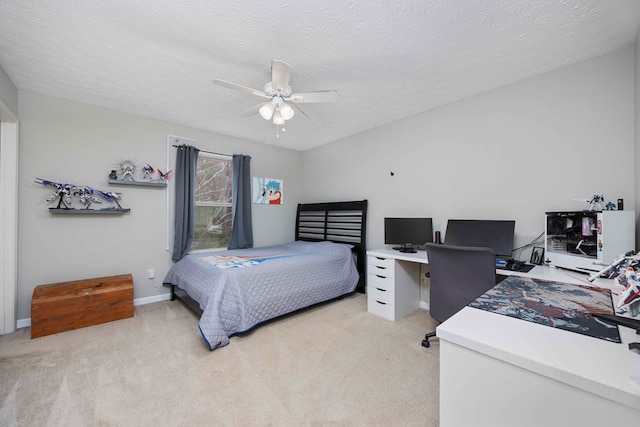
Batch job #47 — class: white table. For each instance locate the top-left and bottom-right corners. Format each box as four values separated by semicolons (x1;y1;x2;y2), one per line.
436;271;640;426
366;248;640;425
365;247;578;319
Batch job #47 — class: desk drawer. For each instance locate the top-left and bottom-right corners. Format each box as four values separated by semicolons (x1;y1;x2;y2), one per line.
367;284;392;304
368;256;394;278
367;273;394;293
367;296;394;321
368;255;394;270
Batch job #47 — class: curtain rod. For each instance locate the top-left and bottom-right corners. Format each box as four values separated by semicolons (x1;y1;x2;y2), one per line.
172;144;231;157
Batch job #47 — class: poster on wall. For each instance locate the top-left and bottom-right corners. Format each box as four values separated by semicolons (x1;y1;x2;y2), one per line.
252;177;283;205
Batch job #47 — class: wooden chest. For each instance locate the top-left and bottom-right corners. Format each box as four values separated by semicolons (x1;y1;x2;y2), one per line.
31;274;134;338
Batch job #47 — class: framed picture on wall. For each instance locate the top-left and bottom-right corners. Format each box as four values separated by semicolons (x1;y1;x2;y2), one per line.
252;177;284;205
530;247;545;265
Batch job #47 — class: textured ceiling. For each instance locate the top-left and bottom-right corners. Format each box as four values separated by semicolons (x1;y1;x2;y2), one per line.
1;1;639;151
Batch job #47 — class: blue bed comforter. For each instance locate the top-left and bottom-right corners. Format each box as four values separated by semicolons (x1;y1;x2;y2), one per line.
163;241;359;350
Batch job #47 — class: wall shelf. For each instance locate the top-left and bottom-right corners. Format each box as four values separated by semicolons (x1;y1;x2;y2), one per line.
108;179;166;188
49;208;131;215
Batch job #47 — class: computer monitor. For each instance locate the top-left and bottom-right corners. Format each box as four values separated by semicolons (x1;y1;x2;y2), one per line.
384;217;433;252
444;219;516;257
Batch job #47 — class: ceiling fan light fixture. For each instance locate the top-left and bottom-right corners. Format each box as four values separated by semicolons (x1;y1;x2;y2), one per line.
272;110;285;125
279;102;294;120
259;102;275;120
213;59;338;129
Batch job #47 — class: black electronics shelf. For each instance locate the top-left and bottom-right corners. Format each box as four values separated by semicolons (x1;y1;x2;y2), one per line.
108;179;166;188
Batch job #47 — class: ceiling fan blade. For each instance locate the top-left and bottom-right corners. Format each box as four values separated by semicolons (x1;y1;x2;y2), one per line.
271;60;292;94
289;102;309;118
212;79;269;99
241;103;265;117
289;90;339;104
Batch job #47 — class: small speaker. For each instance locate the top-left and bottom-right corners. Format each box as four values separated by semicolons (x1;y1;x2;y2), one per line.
617;199;624;210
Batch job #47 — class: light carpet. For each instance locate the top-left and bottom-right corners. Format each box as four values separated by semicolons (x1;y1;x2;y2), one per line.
0;293;439;426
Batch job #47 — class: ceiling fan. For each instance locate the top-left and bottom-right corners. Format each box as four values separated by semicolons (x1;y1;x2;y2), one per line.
212;59;339;126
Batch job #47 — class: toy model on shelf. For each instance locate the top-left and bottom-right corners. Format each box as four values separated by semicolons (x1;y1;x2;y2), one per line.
35;177;130;214
35;178;75;209
157;168;173;183
107;160;171;187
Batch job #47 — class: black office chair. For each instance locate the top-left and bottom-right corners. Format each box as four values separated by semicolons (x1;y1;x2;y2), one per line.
422;243;497;348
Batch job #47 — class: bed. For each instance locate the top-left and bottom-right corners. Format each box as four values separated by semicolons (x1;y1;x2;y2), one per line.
163;200;368;350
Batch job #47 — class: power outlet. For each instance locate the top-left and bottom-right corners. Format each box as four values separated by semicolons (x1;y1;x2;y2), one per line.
147;269;155;279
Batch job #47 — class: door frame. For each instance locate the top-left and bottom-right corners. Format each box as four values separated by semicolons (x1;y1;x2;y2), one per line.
0;120;18;334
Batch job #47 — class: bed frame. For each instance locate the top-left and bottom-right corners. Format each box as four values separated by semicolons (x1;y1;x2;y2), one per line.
295;199;368;293
170;199;368;315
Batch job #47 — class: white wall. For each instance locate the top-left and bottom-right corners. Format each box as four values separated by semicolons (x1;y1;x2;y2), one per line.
636;30;640;249
16;92;302;319
302;47;636;260
0;64;18;121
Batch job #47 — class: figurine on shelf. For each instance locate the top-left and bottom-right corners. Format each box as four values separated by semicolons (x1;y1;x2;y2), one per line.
34;178;76;209
108;169;118;180
36;177;128;211
94;188;124;210
118;160;136;181
74;187;102;209
142;164;155;181
158;169;173;183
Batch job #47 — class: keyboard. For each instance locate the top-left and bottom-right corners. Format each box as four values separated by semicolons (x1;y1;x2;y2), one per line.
496;260;535;273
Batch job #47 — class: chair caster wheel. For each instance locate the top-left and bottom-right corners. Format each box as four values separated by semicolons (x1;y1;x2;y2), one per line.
421;339;430;348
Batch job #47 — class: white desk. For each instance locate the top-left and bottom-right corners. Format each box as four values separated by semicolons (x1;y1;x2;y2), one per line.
366;248;554;320
367;248;640;426
437;303;640;426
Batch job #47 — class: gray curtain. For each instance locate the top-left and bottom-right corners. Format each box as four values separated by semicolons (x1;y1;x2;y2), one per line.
227;154;253;249
171;145;200;261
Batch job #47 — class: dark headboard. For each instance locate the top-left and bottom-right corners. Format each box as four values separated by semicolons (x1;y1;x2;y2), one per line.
295;200;368;292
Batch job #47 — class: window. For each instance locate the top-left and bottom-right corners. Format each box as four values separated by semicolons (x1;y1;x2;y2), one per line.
191;153;233;250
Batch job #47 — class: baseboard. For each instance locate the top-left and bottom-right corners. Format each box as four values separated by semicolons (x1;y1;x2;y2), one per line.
133;293;172;306
420;300;430;311
16;292;172;329
16;318;30;329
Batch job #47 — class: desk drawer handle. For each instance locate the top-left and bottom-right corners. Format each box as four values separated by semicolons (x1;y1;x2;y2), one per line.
375;266;387;270
375;257;386;260
375;287;386;292
376;300;387;305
